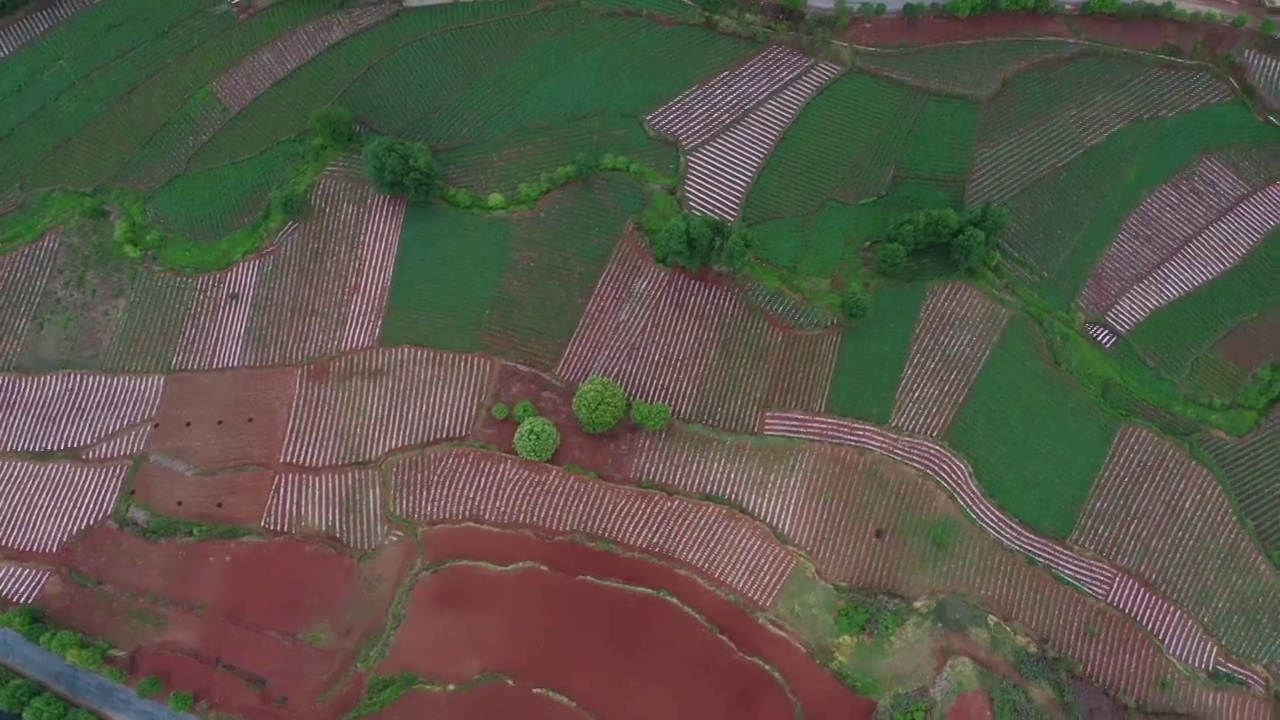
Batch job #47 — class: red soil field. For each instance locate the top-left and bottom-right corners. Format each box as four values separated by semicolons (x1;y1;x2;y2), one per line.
133;649;299;720
419;525;875;720
1216;314;1279;373
368;682;591;720
129;462;275;526
380;563;799;720
471;363;638;480
39;575;357;718
147;366;298;470
60;527;412;639
945;690;993;720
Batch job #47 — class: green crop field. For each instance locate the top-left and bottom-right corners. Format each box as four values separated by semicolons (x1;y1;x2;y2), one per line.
2;2;1280;715
827;282;930;424
744;71;923;223
1128;231;1279;381
848;39;1080;99
949;316;1121;539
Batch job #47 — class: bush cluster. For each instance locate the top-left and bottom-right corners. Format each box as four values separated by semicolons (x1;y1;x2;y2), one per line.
514;416;561;462
364;136;440;202
630;400;671;431
651;213;751;273
135;676;163;699
572;377;628;434
873;203;1007;277
0;677;92;720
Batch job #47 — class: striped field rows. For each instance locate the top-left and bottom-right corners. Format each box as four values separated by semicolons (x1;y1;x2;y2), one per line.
390;448;797;608
281;347;496;467
889;282;1010;438
557;238;838;432
0;460;127;553
0;373;164;452
0;563;51;604
0;230;61;370
0;0;96;58
1072;425;1280;674
211;4;398;110
262;467;389;550
1243;50;1280;107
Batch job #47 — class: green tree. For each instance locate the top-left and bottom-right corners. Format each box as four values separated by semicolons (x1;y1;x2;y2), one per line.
0;680;40;713
839;284;871;320
652;214;750;273
1232;12;1248;26
572;377;628;434
363;137;440;202
308;106;358;150
167;691;195;712
874;242;908;276
902;1;924;17
21;693;68;720
135;676;163;699
834;0;852;28
513;417;561;462
513;399;538;423
630;401;671;431
1261;17;1276;33
490;403;510;421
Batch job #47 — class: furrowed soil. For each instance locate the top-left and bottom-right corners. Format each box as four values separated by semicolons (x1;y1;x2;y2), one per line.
367;682;591;720
419;524;876;720
472;363;639;480
148;366;299;470
379;563;801;720
129;462;275;526
60;528;412;638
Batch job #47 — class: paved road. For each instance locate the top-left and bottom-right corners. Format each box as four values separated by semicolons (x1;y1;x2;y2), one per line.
0;630;194;720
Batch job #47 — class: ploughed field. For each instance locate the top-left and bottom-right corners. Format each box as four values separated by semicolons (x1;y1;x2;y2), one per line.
0;0;1277;718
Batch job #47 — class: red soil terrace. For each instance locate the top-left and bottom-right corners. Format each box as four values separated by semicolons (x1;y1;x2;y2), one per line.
129;463;275;526
368;682;591;720
380;563;800;720
420;525;875;720
945;690;995;720
148;366;298;470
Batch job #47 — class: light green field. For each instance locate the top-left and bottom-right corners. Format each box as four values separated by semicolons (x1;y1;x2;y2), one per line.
949;316;1121;539
827;282;931;424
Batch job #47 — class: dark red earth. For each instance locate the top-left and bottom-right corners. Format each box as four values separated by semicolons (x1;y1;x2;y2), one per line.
379;563;800;720
367;682;592;720
129;462;275;526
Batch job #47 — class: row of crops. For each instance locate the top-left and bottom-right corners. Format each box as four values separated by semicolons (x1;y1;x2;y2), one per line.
848;39;1081;100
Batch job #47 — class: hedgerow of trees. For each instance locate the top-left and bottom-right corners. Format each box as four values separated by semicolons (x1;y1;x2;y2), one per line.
514;416;561;462
873;203;1007;277
651;213;751;273
364;136;441;202
572;377;628;434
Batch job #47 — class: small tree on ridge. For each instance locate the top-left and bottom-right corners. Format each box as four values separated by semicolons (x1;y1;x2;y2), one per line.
514;417;561;462
364;136;440;202
572;377;628;434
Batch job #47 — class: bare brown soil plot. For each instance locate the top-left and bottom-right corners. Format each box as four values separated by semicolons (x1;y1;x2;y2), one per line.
419;524;876;720
1215;313;1278;373
367;682;591;720
129;462;275;527
147;366;299;471
380;563;798;720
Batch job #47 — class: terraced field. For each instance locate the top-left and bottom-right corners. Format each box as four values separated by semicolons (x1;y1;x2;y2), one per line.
0;3;1277;719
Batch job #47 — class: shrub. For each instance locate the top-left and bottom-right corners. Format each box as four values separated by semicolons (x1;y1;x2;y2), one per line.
839;284;871;320
573;377;628;434
874;242;907;276
1232;12;1248;27
486;192;507;210
135;676;163;699
167;691;195;712
514;417;561;462
308;106;358;150
835;603;872;635
1261;17;1275;34
651;213;750;273
513;399;538;423
21;693;67;720
363;137;440;202
0;680;39;713
490;403;510;421
631;401;671;431
103;666;127;683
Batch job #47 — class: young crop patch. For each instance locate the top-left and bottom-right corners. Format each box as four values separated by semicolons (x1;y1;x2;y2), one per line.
827;282;930;424
848;39;1081;99
1072;425;1280;671
890;282;1010;439
1199;413;1280;560
0;562;50;604
0;0;95;59
1127;230;1279;379
0;372;163;453
0;459;128;553
895;94;980;182
478;176;641;371
0;229;59;370
969;63;1231;207
743;71;924;223
947;316;1119;539
262;467;389;551
556;237;840;432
